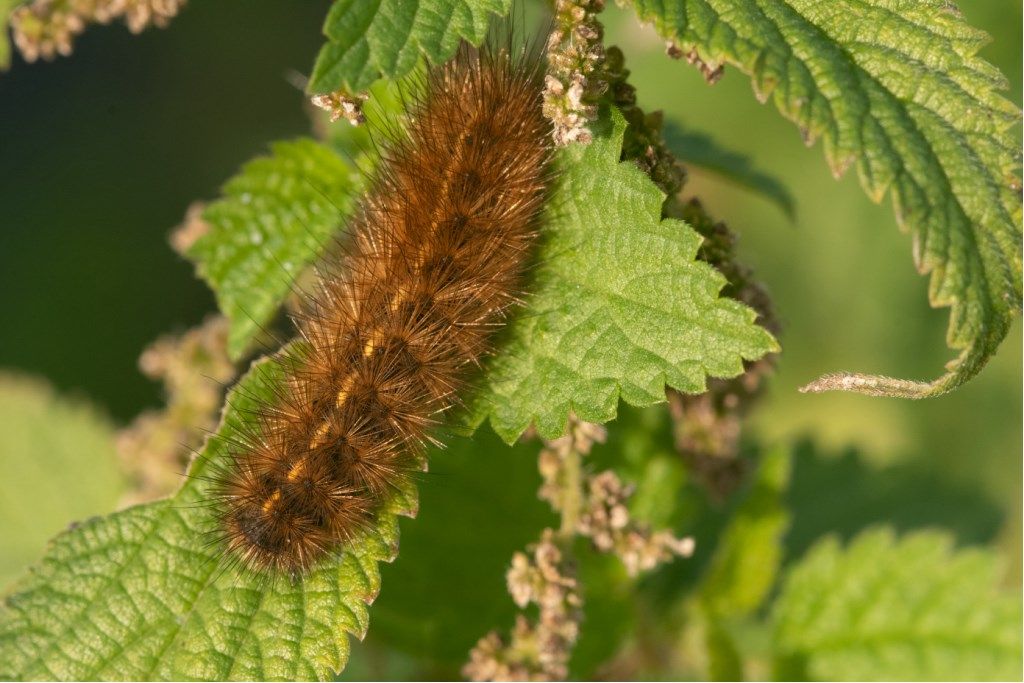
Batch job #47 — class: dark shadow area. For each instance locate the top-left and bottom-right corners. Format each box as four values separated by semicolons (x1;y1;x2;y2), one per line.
784;438;1005;564
0;0;331;420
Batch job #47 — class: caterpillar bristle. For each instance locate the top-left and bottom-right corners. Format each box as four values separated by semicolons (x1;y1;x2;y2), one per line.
211;40;552;578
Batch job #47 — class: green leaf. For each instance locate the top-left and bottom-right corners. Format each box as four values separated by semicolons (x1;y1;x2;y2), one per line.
663;121;795;219
703;614;745;682
188;139;362;360
630;0;1022;397
0;354;417;680
308;0;510;95
771;527;1023;681
0;373;125;588
468;107;778;442
699;444;791;618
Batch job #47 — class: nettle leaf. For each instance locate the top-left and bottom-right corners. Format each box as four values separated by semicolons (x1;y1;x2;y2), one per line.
0;355;417;681
0;373;124;587
189;139;361;360
663;121;795;219
468;107;778;442
771;527;1023;681
308;0;510;94
630;0;1022;397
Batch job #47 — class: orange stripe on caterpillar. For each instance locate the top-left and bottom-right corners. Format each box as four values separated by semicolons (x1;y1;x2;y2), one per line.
212;41;552;578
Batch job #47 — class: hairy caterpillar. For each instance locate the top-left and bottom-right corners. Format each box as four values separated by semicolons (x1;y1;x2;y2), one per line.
211;42;552;578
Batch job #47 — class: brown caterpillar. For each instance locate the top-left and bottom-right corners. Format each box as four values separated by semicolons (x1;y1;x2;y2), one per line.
211;42;552;578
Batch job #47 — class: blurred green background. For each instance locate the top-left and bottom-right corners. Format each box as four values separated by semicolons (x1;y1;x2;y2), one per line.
0;0;1019;675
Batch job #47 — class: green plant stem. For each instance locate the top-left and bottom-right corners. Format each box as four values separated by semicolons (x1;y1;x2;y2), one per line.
558;446;584;540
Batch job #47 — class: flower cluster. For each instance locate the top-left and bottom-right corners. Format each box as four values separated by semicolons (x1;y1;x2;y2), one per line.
11;0;185;62
310;90;369;126
466;416;693;680
542;0;607;145
537;417;606;514
464;530;582;681
579;471;695;575
116;315;234;505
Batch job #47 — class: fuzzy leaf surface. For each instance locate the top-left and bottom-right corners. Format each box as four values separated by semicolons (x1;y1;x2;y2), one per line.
0;373;124;587
469;107;778;441
189;139;361;360
308;0;510;94
0;356;417;681
771;527;1023;681
631;0;1022;396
